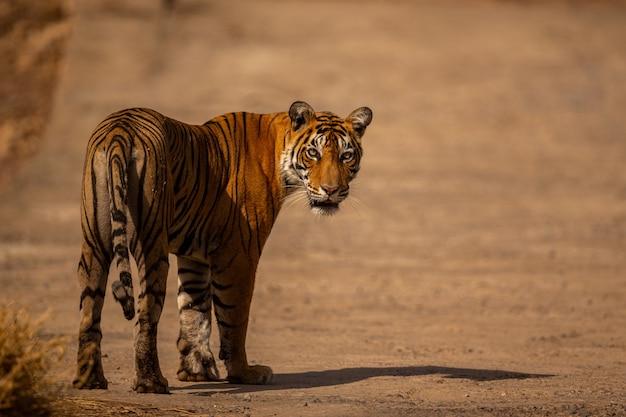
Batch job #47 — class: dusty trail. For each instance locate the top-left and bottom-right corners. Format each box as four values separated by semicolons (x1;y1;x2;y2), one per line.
1;1;625;416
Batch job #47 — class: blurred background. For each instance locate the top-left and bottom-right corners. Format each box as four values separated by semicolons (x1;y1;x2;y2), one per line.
0;1;625;416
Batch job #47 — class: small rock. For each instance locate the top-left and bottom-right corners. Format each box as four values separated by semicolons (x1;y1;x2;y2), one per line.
242;393;252;402
464;394;470;398
303;402;308;407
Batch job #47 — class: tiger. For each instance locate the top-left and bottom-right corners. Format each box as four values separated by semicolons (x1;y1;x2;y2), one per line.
73;101;373;393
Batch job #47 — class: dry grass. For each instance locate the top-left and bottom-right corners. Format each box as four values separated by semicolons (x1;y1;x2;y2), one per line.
0;306;65;417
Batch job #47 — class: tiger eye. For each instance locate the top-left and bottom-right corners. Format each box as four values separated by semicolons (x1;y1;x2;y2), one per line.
306;148;320;160
340;151;354;162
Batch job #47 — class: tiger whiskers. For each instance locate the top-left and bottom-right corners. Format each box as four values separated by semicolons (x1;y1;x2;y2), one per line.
281;189;308;210
345;195;370;219
280;186;305;201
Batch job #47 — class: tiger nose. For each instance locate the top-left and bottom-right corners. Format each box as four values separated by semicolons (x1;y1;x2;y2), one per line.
321;184;339;196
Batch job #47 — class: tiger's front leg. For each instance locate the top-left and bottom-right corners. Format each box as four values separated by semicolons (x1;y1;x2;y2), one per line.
176;256;219;382
213;253;273;384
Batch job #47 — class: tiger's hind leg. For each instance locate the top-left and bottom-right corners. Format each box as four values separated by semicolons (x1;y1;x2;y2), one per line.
176;256;219;382
131;242;170;393
74;152;112;390
73;240;110;389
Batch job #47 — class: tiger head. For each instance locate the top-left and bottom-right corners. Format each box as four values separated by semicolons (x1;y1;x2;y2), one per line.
282;101;373;216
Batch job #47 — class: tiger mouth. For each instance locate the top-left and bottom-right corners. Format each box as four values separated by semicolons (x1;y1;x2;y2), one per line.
310;200;339;209
309;199;339;216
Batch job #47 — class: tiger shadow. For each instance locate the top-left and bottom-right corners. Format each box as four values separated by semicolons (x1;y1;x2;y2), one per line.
170;365;554;395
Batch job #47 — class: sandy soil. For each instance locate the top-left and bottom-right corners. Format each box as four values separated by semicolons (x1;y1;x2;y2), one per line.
1;1;625;416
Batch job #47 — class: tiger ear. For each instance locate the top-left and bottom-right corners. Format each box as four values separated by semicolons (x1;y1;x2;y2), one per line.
289;101;315;131
347;107;373;138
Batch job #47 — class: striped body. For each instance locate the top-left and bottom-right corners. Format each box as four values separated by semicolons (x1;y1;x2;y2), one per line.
74;102;372;392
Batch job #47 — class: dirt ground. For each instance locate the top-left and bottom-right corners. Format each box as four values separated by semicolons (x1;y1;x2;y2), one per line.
1;1;625;416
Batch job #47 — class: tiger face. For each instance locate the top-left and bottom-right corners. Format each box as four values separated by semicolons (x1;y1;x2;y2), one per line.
283;101;373;216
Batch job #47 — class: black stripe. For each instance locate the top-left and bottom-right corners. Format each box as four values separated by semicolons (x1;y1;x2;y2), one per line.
119;271;132;286
180;285;208;295
211;280;233;291
212;294;235;309
177;231;196;255
216;318;235;329
111;209;127;223
178;267;204;276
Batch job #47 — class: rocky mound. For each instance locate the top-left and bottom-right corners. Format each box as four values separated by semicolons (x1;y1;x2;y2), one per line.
0;1;70;186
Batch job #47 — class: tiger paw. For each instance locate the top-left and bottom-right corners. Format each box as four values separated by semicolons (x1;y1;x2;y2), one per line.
177;360;220;382
227;364;273;385
73;349;108;389
133;374;169;394
73;368;108;389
